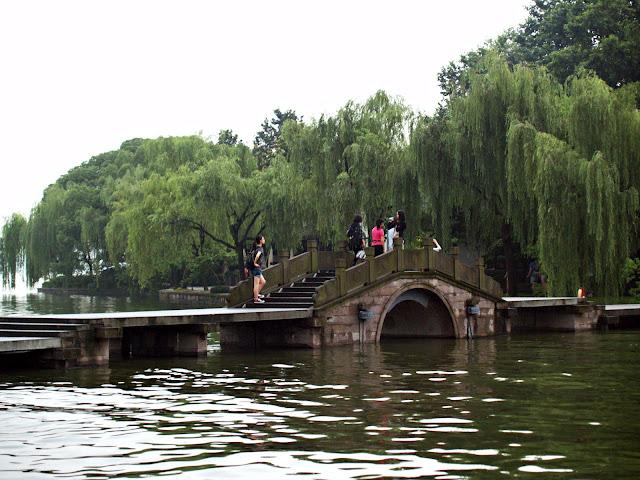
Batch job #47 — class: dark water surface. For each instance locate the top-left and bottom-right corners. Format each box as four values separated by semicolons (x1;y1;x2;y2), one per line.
2;330;640;479
1;291;179;315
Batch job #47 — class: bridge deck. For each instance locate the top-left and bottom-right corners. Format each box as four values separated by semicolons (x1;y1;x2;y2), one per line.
602;304;640;316
1;307;312;325
502;297;583;308
0;308;312;354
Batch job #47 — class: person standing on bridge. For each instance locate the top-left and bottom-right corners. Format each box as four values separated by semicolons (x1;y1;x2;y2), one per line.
371;219;385;257
248;235;267;303
347;214;366;266
387;210;407;249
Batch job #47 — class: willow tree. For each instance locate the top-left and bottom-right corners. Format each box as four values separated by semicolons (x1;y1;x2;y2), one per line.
414;52;639;296
106;141;264;286
275;91;413;247
506;74;640;296
0;213;27;288
437;54;521;292
24;181;108;286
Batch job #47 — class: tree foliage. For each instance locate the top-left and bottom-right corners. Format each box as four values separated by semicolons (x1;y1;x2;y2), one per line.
0;214;27;288
270;91;413;247
106;138;264;286
2;0;638;297
253;109;300;169
508;0;640;87
415;53;639;295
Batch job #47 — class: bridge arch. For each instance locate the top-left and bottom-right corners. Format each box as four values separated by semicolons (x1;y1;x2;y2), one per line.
375;282;458;341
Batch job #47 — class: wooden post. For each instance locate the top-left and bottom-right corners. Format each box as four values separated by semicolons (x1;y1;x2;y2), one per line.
336;257;347;296
477;257;486;290
423;237;433;271
394;237;404;272
451;246;460;280
306;239;319;273
365;246;375;284
278;249;290;286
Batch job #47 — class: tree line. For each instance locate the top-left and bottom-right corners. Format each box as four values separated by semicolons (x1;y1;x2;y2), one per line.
1;0;639;296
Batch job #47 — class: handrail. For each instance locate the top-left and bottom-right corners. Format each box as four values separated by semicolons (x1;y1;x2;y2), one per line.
229;238;503;307
314;238;503;308
227;245;314;306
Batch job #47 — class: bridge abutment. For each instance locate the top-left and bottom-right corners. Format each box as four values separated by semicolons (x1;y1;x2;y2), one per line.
120;325;209;358
312;277;501;347
220;319;322;350
509;304;599;331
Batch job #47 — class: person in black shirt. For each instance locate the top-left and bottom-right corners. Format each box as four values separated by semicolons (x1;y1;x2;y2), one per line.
247;234;267;303
387;210;407;247
347;214;366;266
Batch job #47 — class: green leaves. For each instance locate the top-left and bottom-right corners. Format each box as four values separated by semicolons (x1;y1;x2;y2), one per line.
414;52;640;296
0;214;27;288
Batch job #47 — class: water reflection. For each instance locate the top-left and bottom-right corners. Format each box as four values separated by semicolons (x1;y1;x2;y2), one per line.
1;334;640;478
1;291;184;315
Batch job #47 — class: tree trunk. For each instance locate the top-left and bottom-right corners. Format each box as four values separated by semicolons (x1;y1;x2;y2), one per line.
502;223;516;296
236;243;245;282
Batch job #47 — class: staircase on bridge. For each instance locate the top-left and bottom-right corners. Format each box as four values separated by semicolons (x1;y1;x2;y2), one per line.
243;270;335;308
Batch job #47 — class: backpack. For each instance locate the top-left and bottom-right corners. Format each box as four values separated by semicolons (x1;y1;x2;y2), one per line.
245;249;256;269
347;223;364;251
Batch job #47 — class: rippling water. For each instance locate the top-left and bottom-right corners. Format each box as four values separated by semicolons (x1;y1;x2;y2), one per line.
1;333;639;479
0;291;180;315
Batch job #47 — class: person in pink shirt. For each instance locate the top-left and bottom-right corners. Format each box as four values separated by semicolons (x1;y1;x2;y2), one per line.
371;219;385;257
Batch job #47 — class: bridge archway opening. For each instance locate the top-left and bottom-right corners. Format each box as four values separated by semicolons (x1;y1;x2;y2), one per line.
380;288;455;339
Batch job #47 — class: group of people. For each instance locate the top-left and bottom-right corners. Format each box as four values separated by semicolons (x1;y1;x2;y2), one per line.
347;210;407;266
245;210;434;303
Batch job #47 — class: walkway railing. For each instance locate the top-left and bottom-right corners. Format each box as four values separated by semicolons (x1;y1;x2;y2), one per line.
228;238;503;307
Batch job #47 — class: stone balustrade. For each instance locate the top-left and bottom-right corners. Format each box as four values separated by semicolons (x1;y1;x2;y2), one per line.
228;238;502;307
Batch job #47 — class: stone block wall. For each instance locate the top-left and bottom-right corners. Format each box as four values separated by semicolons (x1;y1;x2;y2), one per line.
314;276;499;347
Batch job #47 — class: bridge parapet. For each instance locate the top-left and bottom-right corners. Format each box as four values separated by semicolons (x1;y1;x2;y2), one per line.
227;240;321;306
313;238;502;308
228;238;502;308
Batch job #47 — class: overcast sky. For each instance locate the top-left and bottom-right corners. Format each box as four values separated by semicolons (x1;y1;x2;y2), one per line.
0;0;531;225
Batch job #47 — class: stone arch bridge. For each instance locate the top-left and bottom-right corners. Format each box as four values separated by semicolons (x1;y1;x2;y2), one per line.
224;239;505;349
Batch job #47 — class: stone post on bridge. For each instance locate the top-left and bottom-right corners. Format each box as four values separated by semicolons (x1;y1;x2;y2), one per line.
336;256;347;296
451;246;460;280
365;246;375;283
277;249;291;285
423;237;434;271
477;257;486;291
306;239;319;273
394;237;404;272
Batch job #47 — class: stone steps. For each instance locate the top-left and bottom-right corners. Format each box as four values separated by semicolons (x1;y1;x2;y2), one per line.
280;286;317;293
0;329;77;338
262;297;315;304
268;291;315;299
240;270;335;309
246;301;314;309
0;322;90;331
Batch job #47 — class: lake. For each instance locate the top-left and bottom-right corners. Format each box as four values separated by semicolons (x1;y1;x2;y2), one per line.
1;292;639;479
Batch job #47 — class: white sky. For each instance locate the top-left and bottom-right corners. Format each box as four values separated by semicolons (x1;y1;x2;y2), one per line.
0;0;530;225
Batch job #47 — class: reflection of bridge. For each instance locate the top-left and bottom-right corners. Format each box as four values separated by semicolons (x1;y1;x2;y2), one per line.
0;239;624;369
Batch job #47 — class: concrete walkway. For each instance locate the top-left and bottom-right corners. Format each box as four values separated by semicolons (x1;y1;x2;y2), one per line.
502;297;583;307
